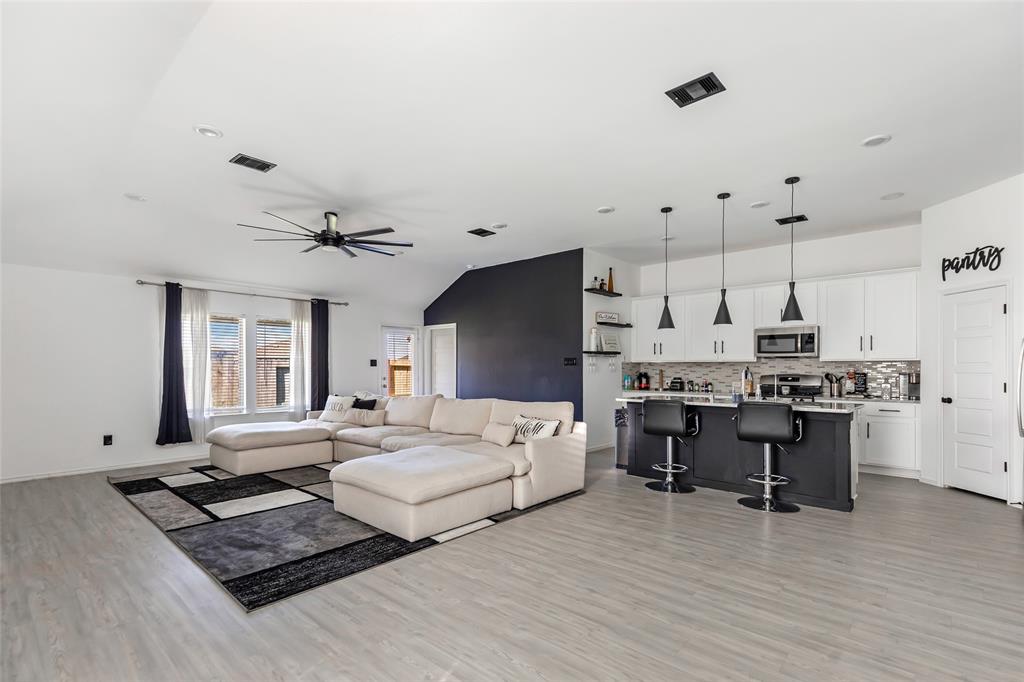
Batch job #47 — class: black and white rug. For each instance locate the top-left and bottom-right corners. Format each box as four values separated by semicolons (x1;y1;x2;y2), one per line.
109;462;581;610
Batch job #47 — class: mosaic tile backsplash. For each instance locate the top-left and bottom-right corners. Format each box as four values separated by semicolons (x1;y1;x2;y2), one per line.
622;359;921;395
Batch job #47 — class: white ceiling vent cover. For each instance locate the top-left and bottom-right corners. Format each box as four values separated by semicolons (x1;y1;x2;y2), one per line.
665;72;726;108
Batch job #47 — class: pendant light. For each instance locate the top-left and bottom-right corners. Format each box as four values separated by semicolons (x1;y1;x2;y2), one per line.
781;176;804;322
713;192;732;325
657;207;675;329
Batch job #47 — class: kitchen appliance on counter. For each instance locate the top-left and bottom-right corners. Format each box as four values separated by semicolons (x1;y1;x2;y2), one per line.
754;325;819;358
759;373;824;399
898;373;910;399
669;377;685;391
908;372;921;401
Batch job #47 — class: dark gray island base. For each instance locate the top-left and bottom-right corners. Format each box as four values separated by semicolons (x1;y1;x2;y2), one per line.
619;400;857;512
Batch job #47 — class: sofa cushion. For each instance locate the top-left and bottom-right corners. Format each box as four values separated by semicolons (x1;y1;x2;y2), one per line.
319;395;356;422
490;400;575;435
330;446;514;505
341;408;386;427
481;422;515;447
352;397;378;410
384;395;440;427
428;398;494;436
335;425;429;448
300;418;360;436
379;432;481;452
511;415;560;443
206;422;332;450
451;442;531;476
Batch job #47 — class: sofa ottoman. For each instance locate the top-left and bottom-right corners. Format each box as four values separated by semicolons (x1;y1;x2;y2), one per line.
329;446;514;541
207;422;334;475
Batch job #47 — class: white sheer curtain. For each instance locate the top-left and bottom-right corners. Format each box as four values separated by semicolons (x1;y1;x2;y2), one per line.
290;299;311;421
181;288;210;443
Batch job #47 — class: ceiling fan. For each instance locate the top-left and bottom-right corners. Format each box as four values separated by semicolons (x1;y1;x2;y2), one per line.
237;211;413;257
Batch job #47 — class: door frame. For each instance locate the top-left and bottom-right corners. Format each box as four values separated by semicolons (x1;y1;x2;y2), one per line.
421;323;457;397
938;281;1017;503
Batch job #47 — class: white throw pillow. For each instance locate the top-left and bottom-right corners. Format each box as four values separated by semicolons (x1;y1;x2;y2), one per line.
340;408;386;427
319;395;356;422
511;414;559;443
481;422;515;447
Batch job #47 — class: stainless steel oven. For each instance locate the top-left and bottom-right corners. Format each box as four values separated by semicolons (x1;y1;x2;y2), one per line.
754;325;819;358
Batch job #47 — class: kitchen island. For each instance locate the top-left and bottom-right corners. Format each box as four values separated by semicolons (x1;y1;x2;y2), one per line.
616;394;862;511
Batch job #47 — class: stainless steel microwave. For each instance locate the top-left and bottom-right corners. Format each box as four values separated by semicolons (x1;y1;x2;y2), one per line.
754;326;819;358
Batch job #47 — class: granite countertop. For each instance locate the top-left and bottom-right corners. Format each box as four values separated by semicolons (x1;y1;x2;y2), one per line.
615;393;862;414
621;389;920;405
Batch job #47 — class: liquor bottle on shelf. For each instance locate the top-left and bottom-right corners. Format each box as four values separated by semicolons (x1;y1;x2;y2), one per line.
607;267;615;293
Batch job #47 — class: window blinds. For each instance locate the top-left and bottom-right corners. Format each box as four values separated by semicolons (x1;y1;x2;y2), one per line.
255;319;292;409
209;314;244;410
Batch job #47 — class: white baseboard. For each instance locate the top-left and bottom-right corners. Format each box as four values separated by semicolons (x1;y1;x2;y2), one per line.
0;449;209;484
859;464;920;480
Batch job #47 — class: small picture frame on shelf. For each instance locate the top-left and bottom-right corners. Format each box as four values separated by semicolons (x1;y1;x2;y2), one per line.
596;311;619;324
599;332;621;352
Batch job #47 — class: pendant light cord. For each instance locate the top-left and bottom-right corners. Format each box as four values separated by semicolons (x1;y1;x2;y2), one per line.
664;211;669;295
720;198;726;289
790;182;795;282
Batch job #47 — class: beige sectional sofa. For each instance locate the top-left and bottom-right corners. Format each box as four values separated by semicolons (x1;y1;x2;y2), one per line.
207;394;587;512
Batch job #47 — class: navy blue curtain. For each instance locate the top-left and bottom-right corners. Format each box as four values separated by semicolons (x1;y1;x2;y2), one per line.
310;298;330;411
156;282;192;445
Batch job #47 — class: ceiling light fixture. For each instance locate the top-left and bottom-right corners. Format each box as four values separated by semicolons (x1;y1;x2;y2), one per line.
861;134;892;148
749;200;770;209
466;264;476;270
193;124;223;138
713;193;733;326
123;193;147;202
781;176;804;322
490;223;508;230
881;192;905;201
596;206;616;214
657;207;675;330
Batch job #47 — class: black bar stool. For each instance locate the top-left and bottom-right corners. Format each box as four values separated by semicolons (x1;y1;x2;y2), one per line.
735;402;802;513
642;399;699;494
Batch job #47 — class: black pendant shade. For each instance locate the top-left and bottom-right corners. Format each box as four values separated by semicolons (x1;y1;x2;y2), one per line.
782;280;803;321
713;192;732;325
657;207;675;329
780;177;804;322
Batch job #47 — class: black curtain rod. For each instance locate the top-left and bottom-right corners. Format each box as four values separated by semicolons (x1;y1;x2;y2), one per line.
135;279;349;307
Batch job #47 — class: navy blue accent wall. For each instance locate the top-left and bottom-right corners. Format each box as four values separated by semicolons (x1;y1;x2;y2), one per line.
424;249;583;420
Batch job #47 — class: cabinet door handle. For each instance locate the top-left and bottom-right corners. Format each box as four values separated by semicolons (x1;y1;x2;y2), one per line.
721;340;725;354
653;342;656;355
867;422;870;438
659;342;663;355
879;408;900;413
780;308;783;322
860;336;863;351
870;335;874;351
714;340;717;354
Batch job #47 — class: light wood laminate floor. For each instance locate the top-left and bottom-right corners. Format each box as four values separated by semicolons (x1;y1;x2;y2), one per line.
3;450;1023;681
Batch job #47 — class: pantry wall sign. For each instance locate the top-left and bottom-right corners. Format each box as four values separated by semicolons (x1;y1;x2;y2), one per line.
941;245;1004;281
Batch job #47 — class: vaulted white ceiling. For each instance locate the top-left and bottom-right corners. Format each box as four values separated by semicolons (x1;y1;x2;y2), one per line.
3;1;1021;306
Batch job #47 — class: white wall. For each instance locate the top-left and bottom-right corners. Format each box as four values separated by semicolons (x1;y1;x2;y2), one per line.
0;264;421;482
582;249;639;450
918;174;1023;503
639;224;921;295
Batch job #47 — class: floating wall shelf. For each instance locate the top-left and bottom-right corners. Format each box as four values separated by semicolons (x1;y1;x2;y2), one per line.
597;321;632;328
582;350;621;355
584;288;622;298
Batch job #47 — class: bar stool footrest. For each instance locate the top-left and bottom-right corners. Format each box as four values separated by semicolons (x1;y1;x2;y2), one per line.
745;473;790;486
652;463;688;474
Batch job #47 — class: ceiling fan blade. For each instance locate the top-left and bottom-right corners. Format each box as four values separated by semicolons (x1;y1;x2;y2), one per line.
237;223;309;237
340;246;358;258
301;244;320;253
342;227;394;239
254;238;314;241
262;211;319;235
347;239;414;247
348;243;397;256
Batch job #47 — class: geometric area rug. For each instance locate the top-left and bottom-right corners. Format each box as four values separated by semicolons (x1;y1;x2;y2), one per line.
108;462;582;611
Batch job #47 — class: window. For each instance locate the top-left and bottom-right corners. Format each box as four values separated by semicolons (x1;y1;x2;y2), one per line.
255;319;292;409
209;314;245;412
384;327;415;397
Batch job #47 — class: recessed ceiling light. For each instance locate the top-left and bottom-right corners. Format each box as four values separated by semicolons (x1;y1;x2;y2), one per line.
123;193;147;202
749;200;770;209
861;134;892;148
596;206;615;214
880;192;905;201
490;223;508;230
193;124;223;138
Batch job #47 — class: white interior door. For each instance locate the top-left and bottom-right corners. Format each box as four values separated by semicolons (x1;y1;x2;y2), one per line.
424;324;457;398
942;286;1009;499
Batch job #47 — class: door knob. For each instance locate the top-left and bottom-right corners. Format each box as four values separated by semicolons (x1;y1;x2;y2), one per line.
941;397;953;404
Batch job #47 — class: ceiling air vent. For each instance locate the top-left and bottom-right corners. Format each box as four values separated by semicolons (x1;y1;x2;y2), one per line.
775;214;808;226
665;72;726;108
228;153;277;173
467;227;496;237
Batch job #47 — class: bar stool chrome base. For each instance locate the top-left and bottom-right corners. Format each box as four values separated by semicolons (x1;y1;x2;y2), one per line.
646;479;695;494
646;457;695;494
737;495;800;513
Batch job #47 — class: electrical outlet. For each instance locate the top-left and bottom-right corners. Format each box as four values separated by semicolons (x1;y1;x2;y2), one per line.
103;435;113;446
564;357;578;366
369;359;377;367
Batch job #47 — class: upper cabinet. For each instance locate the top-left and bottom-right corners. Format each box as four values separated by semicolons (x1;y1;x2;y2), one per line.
754;282;819;328
683;292;719;361
818;272;918;361
631;295;684;362
684;289;755;362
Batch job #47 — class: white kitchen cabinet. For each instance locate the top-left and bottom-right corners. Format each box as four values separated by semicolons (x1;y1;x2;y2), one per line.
753;282;819;328
683;292;720;361
861;415;918;470
818;277;866;360
865;271;918;359
631;296;684;362
716;288;755;361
